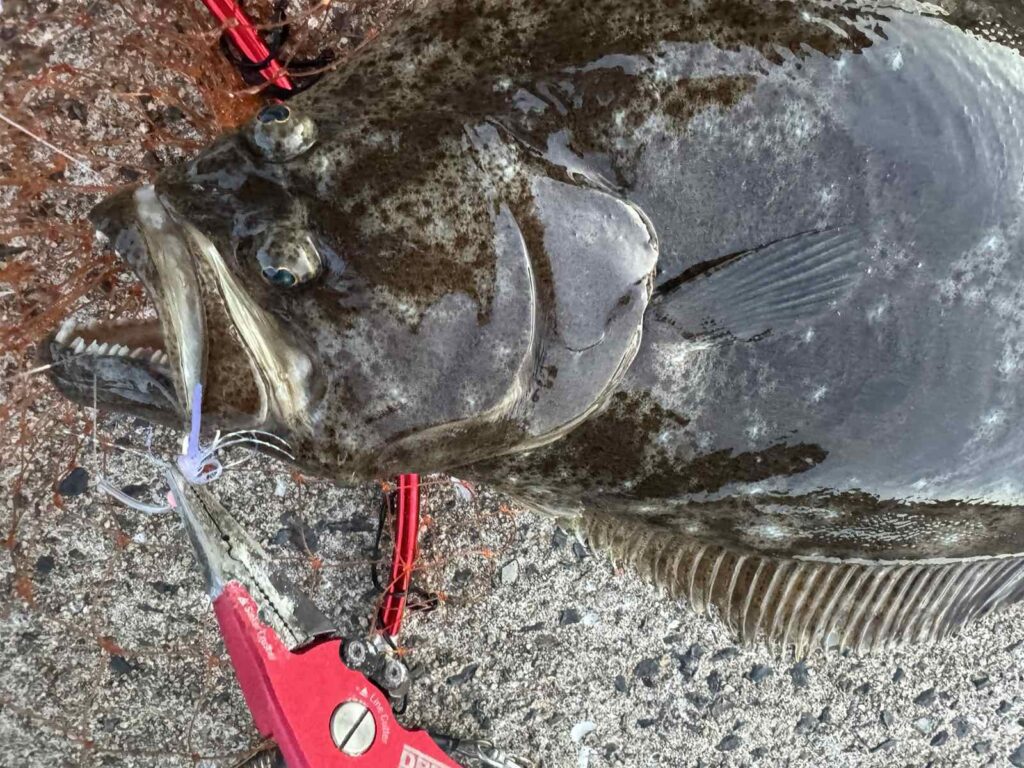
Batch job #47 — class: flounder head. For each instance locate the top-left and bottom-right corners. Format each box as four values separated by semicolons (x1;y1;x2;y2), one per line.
44;95;658;481
45;102;329;456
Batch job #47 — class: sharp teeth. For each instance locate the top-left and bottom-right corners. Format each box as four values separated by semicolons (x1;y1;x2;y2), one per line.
96;342;110;355
150;350;163;364
85;341;100;354
55;319;76;345
71;337;86;354
112;345;127;356
129;348;145;359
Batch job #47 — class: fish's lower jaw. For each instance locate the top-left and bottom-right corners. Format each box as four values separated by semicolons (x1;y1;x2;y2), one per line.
583;512;1024;658
43;314;181;419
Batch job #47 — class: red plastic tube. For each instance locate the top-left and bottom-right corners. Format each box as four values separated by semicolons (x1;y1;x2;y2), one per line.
200;0;294;91
379;473;420;636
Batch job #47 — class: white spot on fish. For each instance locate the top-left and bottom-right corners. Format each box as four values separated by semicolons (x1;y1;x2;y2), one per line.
888;49;904;71
744;412;767;441
867;299;888;324
748;523;792;542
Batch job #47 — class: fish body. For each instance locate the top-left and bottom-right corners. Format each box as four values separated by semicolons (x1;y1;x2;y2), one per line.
46;0;1024;651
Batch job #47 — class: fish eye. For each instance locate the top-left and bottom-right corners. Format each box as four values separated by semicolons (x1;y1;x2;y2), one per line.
247;102;317;162
255;230;322;288
262;267;298;288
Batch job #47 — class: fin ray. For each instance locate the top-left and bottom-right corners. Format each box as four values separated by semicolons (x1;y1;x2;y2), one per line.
585;513;1024;655
653;226;870;342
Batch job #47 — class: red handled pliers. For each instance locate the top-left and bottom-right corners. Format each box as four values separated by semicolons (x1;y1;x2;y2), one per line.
164;466;462;768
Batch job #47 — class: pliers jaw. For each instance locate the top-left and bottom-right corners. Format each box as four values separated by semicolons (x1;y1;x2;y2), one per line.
165;465;336;650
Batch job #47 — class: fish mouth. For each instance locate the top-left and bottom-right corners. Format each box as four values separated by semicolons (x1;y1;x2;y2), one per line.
44;184;208;426
41;315;181;423
46;182;322;436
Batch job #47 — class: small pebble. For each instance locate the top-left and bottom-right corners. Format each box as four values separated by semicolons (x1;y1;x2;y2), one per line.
711;647;739;662
445;663;479;686
559;608;582;626
118;166;143;182
707;671;723;694
914;687;937;706
973;740;991;755
1009;742;1024;767
818;706;831;724
892;667;905;683
746;664;773;684
570;721;596;743
108;655;134;676
853;682;871;696
163;105;185;122
273;477;288;497
716;735;742;752
952;717;970;738
634;658;660;686
870;738;896;753
613;675;628;693
931;731;949;748
789;661;809;689
710;697;735;719
121;483;149;499
794;712;817;735
500;560;520;585
572;541;590;560
880;710;894;728
35;555;55;576
65;99;87;122
971;673;990;690
913;717;934;735
998;700;1013;715
57;467;89;497
677;644;704;680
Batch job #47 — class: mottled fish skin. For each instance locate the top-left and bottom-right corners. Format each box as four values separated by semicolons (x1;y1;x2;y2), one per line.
47;0;1024;650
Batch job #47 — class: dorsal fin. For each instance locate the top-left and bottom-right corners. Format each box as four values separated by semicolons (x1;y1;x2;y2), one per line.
583;512;1024;657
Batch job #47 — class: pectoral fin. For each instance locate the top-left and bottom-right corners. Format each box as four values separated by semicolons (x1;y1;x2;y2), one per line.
653;227;872;342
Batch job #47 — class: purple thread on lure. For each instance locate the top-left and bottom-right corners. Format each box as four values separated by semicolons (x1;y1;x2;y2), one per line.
177;382;224;484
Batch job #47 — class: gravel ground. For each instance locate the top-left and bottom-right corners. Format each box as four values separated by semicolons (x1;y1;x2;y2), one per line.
4;417;1024;768
3;2;1024;767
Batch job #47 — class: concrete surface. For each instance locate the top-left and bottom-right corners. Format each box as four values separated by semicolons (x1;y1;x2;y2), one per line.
3;416;1024;767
